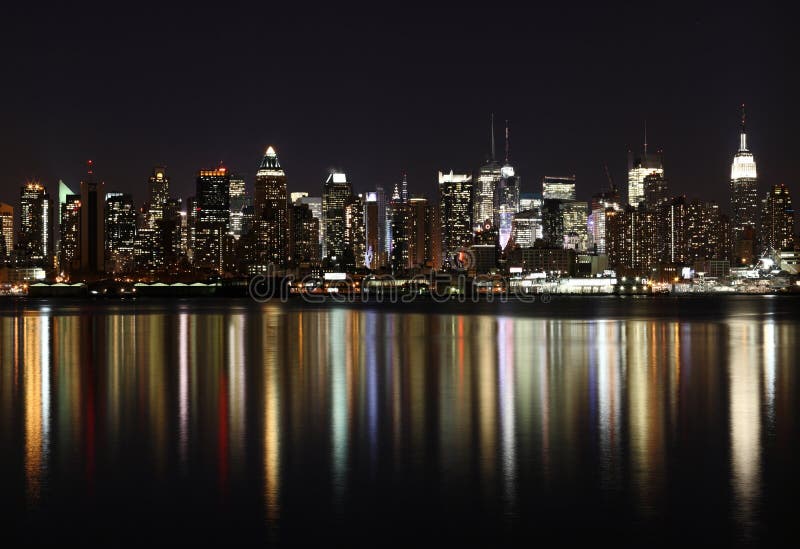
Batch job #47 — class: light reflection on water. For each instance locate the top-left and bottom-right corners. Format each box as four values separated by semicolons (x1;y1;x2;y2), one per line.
0;299;797;545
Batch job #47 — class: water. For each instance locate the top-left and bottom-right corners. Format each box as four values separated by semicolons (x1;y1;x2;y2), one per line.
0;296;797;546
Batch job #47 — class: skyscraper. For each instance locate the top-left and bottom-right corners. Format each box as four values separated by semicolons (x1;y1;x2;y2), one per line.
59;194;81;274
473;114;502;231
105;192;136;273
19;181;51;267
439;170;473;267
322;171;352;261
495;121;520;250
627;132;664;208
79;161;105;274
0;202;13;262
561;201;589;252
344;193;366;270
760;184;794;254
364;192;381;269
194;166;230;271
289;202;320;266
730;106;759;264
145;167;170;230
254;146;288;267
228;173;248;240
542;176;577;201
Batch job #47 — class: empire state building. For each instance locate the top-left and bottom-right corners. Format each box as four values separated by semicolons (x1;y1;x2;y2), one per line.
730;105;759;263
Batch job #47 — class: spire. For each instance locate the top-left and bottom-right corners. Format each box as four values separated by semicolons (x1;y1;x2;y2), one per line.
391;181;400;201
87;159;94;175
504;120;510;163
644;120;648;155
739;104;748;151
401;171;408;203
490;113;496;162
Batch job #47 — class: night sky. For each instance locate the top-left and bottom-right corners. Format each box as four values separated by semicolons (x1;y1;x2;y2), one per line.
1;5;795;210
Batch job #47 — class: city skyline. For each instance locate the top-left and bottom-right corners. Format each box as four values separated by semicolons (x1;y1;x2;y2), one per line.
0;106;786;210
1;6;795;209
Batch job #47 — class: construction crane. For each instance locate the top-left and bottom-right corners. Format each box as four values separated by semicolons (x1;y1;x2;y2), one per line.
603;162;617;193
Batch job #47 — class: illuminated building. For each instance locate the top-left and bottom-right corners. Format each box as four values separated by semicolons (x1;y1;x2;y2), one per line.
519;192;542;212
473;115;501;231
469;220;500;273
155;197;184;270
588;185;621;254
59;194;81;273
254;146;288;267
542;175;576;201
364;192;381;269
104;192;136;273
290;202;320;266
512;244;576;275
686;199;728;262
19;181;51;268
760;184;794;254
730;105;759;262
541;199;564;248
296;195;322;249
0;202;12;262
322;171;352;261
663;196;687;264
494;121;520;250
387;188;411;273
229;173;249;240
344;193;366;270
643;172;669;210
145;167;169;230
186;195;197;259
561;201;589;252
627;137;663;208
408;196;435;269
194;166;230;271
510;209;542;248
605;206;658;275
439;170;473;266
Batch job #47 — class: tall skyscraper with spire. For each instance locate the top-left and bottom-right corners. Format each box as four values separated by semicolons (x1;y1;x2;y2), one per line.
495;120;520;249
627;124;663;208
473;114;502;230
730;104;759;263
254;146;288;267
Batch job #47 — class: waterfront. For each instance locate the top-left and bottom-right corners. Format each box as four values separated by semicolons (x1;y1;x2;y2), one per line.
0;296;797;546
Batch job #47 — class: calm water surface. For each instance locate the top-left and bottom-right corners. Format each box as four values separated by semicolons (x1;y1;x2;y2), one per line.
0;296;797;546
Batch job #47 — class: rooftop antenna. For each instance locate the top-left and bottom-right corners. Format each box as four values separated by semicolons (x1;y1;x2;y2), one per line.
504;120;510;163
739;103;748;151
490;113;496;162
644;120;648;155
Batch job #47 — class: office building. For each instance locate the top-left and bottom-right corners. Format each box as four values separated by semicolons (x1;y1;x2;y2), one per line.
254;146;288;266
79;161;105;274
322;171;352;261
628;137;664;208
542;176;576;201
19;181;51;267
730;105;759;262
194;166;230;271
760;184;794;254
439;170;473;266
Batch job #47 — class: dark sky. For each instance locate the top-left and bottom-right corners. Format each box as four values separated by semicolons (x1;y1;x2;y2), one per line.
0;5;795;210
